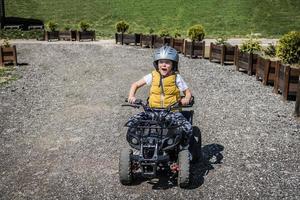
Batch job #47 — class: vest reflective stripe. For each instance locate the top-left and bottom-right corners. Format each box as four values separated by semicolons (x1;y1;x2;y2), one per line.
149;70;180;108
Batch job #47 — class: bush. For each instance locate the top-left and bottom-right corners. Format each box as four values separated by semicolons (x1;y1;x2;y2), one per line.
187;24;205;41
45;20;58;32
276;31;300;64
215;37;228;45
158;28;170;37
0;29;44;40
263;43;277;58
240;38;262;53
78;20;91;31
115;20;129;33
62;24;72;31
1;38;11;47
174;29;181;38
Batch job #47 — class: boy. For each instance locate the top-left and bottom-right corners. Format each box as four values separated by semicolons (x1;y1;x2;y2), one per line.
127;46;193;149
128;46;192;106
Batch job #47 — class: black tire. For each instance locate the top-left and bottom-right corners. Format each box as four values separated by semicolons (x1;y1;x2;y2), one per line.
178;149;190;188
119;148;133;185
190;126;202;163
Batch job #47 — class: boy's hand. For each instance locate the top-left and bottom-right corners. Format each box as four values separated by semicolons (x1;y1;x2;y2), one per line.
128;96;136;104
180;97;190;106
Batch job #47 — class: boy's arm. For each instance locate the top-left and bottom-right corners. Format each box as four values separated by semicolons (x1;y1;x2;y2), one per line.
181;88;192;106
128;78;147;103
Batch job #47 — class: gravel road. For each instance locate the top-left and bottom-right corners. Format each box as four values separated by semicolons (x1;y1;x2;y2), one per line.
0;41;299;199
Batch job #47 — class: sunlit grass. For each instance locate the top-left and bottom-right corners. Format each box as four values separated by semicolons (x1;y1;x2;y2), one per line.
5;0;300;38
0;66;19;86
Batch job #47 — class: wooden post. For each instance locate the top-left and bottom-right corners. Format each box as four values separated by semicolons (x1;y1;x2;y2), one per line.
248;53;253;76
140;34;143;47
263;59;271;85
221;44;225;65
209;42;212;62
234;45;239;68
255;56;261;81
202;41;205;58
283;65;290;100
191;40;194;58
134;33;137;46
294;76;300;117
183;40;187;57
273;61;280;94
121;33;124;45
12;45;17;65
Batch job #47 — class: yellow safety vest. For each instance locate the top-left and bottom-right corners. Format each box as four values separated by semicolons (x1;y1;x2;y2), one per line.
149;70;180;108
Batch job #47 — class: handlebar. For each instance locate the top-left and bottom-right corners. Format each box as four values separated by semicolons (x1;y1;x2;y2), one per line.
122;96;194;111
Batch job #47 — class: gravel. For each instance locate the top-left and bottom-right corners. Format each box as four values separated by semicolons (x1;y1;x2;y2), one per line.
0;41;299;200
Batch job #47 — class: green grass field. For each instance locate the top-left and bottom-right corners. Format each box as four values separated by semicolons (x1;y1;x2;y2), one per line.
5;0;300;38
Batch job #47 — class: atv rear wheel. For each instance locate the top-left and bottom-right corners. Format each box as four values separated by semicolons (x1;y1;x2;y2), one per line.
178;149;190;188
119;148;133;185
190;126;202;163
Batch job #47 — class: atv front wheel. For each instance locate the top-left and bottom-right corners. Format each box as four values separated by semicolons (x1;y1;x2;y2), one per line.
119;148;133;185
178;149;190;188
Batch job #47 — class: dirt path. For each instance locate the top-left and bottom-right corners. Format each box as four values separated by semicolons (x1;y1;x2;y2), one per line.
0;41;299;199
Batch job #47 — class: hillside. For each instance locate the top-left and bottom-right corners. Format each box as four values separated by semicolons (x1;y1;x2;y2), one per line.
5;0;300;38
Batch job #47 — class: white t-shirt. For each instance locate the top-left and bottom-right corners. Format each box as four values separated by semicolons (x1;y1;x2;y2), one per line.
143;73;188;92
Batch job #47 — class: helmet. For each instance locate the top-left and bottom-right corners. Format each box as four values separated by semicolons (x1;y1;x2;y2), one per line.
153;46;179;71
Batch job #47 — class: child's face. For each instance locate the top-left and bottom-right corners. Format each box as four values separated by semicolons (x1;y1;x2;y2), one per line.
158;59;173;77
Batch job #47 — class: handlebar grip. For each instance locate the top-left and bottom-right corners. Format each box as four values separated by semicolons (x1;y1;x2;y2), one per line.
134;99;143;104
124;98;143;104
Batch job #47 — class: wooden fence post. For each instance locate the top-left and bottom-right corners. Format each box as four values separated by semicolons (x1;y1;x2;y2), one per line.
294;76;300;117
221;44;225;65
263;59;271;85
283;65;290;100
209;42;212;62
235;46;239;70
248;53;253;76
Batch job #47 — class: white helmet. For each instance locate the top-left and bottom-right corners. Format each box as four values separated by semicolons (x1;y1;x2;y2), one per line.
153;46;179;71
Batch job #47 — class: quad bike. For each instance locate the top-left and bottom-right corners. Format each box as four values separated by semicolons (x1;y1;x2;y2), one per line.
119;98;201;188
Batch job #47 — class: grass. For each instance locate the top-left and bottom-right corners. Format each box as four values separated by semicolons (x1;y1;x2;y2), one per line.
0;66;19;86
0;29;44;40
5;0;300;38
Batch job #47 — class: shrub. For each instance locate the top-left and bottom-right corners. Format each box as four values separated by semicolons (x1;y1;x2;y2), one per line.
263;43;277;58
174;29;181;38
240;38;262;53
158;28;170;37
215;37;228;45
276;31;300;64
62;24;72;31
1;38;11;47
78;20;91;31
45;20;58;32
0;29;44;40
187;24;205;41
115;20;129;33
